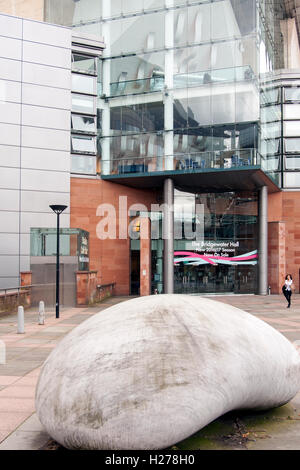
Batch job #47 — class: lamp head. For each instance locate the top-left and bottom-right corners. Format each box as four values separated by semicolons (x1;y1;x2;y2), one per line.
49;205;68;215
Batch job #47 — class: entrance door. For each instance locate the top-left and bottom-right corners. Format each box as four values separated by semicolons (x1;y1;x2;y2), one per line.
174;264;235;294
234;266;256;294
130;250;140;295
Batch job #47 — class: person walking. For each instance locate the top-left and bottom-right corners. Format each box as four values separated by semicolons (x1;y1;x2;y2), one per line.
283;274;294;308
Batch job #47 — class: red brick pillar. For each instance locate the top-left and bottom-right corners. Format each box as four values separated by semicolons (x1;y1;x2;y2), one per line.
140;217;151;296
20;272;32;287
268;221;286;294
76;271;98;306
20;271;32;306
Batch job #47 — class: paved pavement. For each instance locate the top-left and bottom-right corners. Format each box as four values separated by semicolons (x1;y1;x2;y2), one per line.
0;293;300;450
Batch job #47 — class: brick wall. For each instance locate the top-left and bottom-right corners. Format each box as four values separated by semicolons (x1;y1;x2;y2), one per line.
268;191;300;293
71;178;158;296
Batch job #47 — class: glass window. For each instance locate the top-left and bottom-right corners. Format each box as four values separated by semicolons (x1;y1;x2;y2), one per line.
260;105;281;123
260;138;280;156
71;115;96;134
284;104;300;120
72;94;95;114
284;87;300;102
261;88;279;105
261;121;281;139
284;172;300;188
71;135;96;154
110;52;165;95
188;4;211;44
284;138;300;153
72;54;96;75
71;155;96;175
284;121;300;137
285;156;300;170
110;13;165;56
174;8;188;47
72;74;96;95
212;85;235;125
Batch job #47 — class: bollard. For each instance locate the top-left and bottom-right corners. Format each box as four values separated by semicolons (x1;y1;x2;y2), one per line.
268;285;271;295
38;301;45;325
0;340;5;365
17;305;25;334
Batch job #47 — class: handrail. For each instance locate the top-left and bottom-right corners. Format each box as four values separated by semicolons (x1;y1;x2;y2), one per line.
96;282;116;290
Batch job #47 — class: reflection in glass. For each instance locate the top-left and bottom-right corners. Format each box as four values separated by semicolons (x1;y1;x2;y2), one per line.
71;115;96;134
284;87;300;102
72;54;96;75
71;155;96;174
285;156;300;170
261;88;279;104
71;135;97;154
260;105;281;123
260;138;280;155
72;94;95;114
72;74;96;94
285;138;300;153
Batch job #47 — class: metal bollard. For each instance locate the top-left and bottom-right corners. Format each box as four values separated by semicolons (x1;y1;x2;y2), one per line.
17;306;25;334
0;340;5;365
38;301;45;325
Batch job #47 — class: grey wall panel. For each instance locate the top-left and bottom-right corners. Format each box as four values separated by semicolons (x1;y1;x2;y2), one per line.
0;58;21;81
23;19;71;48
20;233;30;256
22;127;69;151
0;79;21;103
22;62;70;89
0;255;19;277
20;212;70;233
22;105;70;130
23;42;71;69
0;102;21;125
19;255;30;273
0;123;20;146
0;36;21;60
0;211;19;232
0;277;20;289
0;189;19;211
21;148;70;172
0;167;20;190
0;233;19;255
21;190;70;213
21;169;70;192
22;83;70;110
0;14;22;39
0;145;20;168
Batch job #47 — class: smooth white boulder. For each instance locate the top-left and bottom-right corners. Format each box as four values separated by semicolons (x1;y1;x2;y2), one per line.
36;295;300;450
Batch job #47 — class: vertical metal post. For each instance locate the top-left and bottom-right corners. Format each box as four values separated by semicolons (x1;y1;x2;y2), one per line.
258;185;268;295
17;306;25;334
56;212;60;318
163;178;174;293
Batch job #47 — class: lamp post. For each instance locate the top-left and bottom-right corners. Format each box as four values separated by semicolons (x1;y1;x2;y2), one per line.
49;205;67;319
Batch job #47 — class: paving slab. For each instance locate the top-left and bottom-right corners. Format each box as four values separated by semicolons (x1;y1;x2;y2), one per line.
1;294;300;450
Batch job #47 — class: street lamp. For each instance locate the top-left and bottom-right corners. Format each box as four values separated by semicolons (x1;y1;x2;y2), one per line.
49;205;67;319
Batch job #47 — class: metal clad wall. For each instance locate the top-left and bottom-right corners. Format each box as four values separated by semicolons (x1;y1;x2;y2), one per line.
0;13;71;288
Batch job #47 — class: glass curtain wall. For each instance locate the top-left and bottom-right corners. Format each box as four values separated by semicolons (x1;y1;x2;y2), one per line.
260;79;300;189
174;190;258;294
45;0;283;179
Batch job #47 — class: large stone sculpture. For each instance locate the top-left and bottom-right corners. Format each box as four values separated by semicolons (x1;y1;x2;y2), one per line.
36;295;300;450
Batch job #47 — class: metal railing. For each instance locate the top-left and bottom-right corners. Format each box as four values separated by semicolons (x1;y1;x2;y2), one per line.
109;65;255;97
102;148;260;176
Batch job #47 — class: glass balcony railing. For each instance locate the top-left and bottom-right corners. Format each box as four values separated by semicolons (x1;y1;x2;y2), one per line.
102;148;260;176
109;65;255;97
